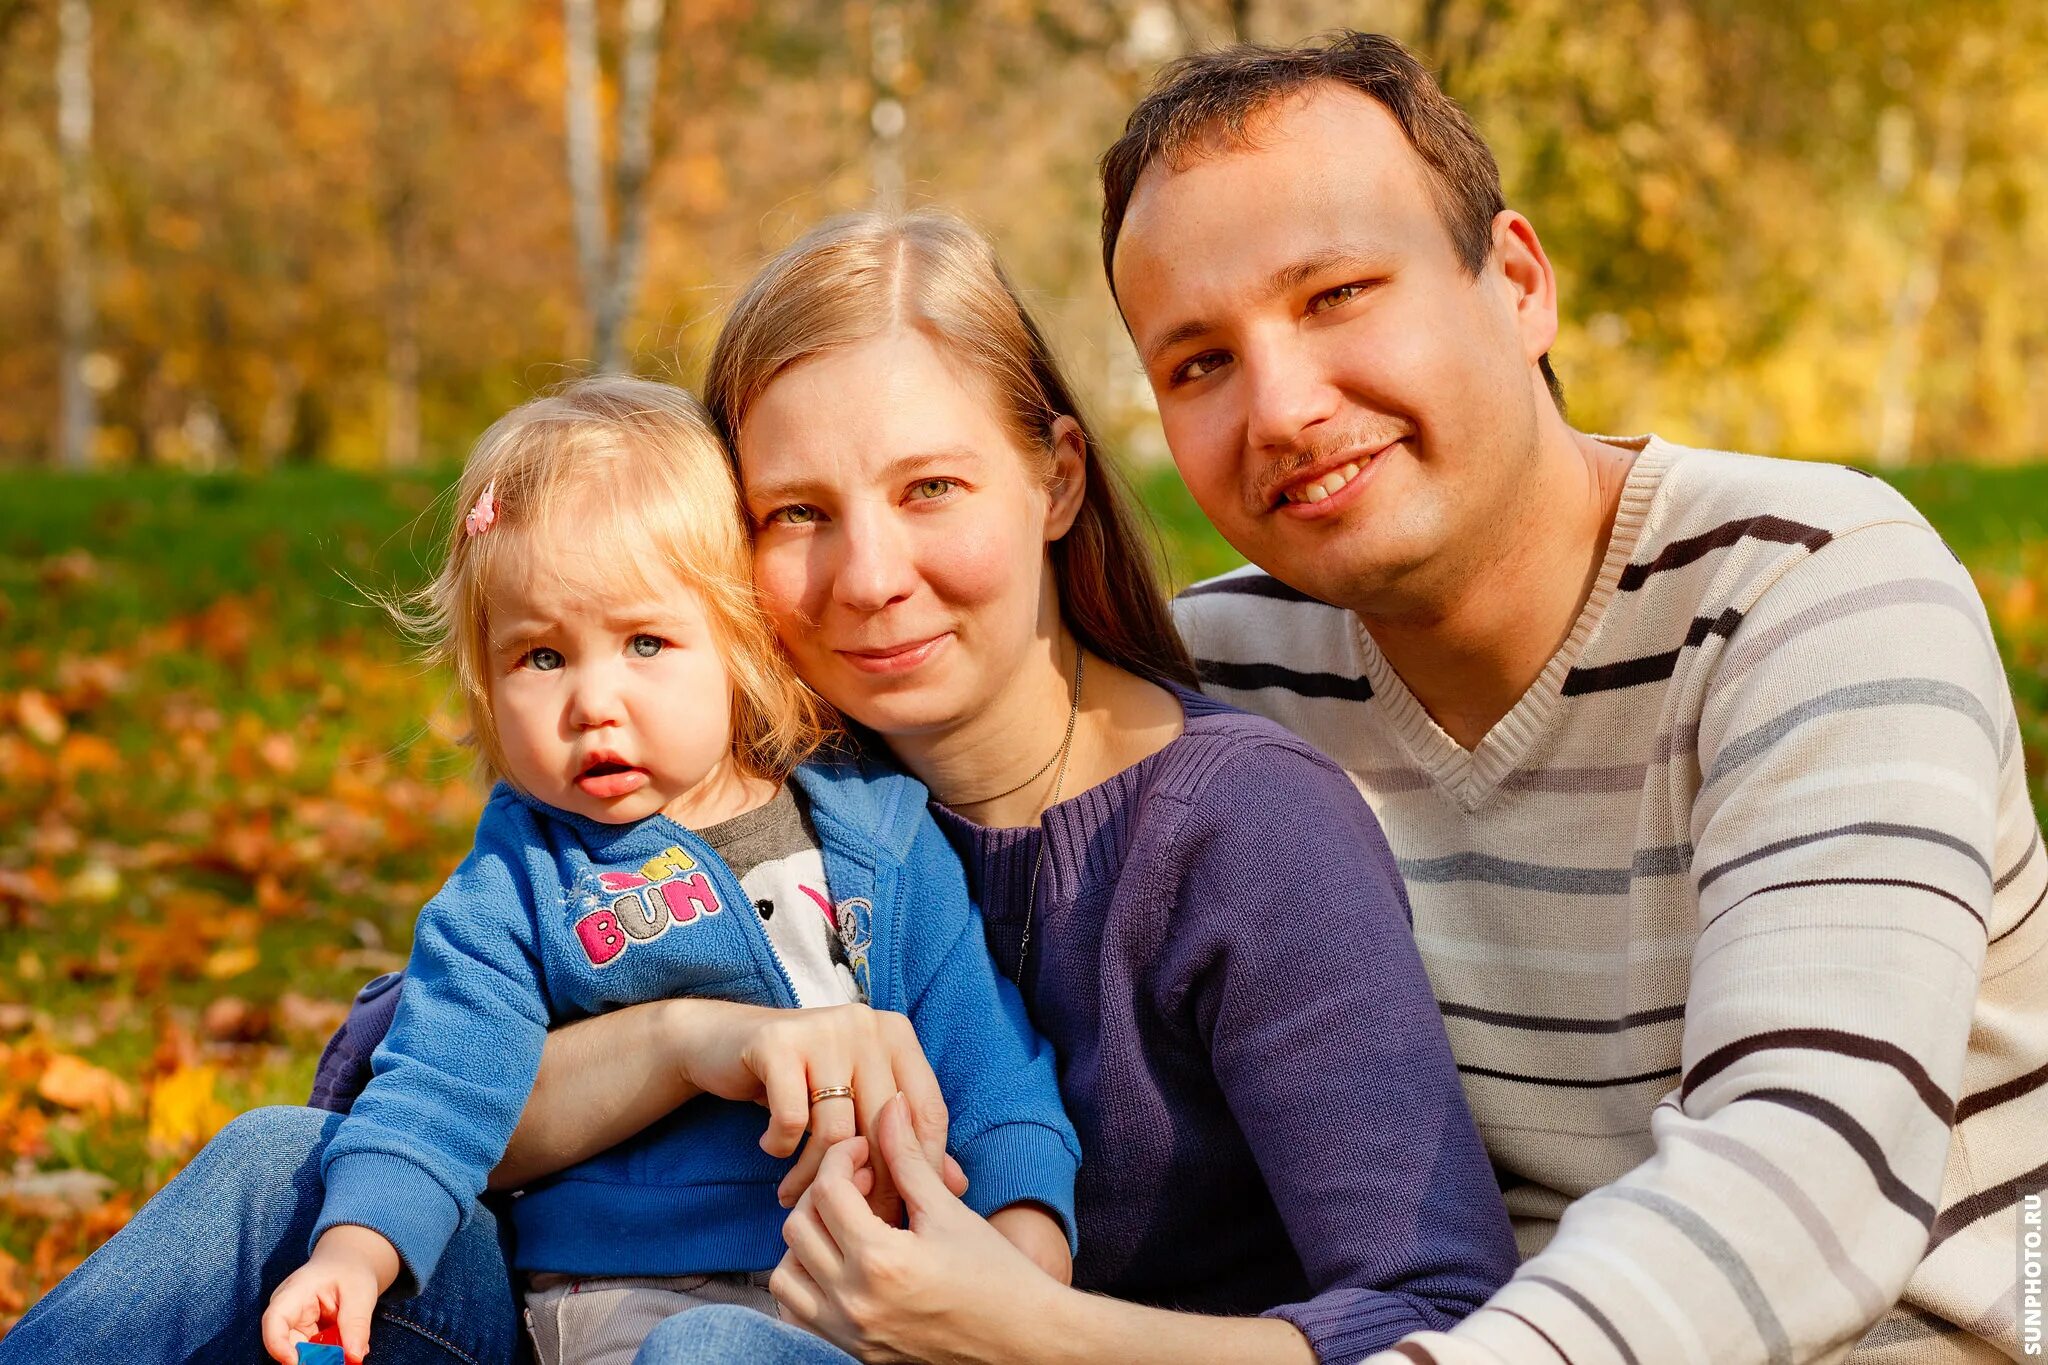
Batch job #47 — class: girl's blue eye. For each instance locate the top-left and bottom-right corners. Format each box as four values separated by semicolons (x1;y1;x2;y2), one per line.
630;635;665;658
767;505;819;526
525;647;564;672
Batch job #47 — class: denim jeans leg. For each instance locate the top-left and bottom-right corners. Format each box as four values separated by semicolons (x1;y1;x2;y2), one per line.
0;1105;523;1365
633;1304;860;1365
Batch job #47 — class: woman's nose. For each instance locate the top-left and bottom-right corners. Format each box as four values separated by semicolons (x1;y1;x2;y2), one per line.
832;506;920;613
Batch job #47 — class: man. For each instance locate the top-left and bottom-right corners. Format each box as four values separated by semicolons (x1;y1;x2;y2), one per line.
1106;32;2045;1364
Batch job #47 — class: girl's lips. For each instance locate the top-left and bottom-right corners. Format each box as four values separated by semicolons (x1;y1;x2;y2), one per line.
577;767;648;799
837;632;950;675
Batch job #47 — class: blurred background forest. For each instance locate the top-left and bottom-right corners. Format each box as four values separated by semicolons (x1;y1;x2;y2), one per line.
2;0;2046;1330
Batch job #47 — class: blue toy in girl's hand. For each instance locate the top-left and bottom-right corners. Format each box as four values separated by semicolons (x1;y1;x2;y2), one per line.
296;1323;346;1364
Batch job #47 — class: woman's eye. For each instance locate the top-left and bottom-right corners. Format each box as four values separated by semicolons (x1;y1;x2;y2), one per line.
523;647;564;672
766;504;819;526
629;635;665;658
1309;281;1369;314
908;478;958;501
1171;351;1229;386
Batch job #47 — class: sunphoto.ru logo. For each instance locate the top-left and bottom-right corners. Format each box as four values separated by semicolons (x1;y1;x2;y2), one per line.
2024;1192;2043;1356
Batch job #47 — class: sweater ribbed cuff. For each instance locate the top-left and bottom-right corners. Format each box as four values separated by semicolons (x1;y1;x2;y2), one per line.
1263;1289;1436;1365
315;1150;464;1297
953;1121;1081;1255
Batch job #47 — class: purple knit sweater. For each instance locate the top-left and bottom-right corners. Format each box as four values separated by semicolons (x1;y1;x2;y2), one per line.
313;688;1515;1362
928;687;1514;1361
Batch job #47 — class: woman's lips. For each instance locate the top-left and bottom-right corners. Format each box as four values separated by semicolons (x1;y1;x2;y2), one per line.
576;767;648;799
836;632;950;675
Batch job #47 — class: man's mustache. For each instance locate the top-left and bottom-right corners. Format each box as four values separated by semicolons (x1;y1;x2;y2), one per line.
1249;428;1406;509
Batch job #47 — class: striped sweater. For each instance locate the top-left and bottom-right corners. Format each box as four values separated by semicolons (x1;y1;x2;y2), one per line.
1173;436;2046;1365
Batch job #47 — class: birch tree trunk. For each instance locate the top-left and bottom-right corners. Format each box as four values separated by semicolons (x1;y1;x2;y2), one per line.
1873;102;1968;467
869;1;907;215
599;0;664;374
56;0;96;469
562;0;667;375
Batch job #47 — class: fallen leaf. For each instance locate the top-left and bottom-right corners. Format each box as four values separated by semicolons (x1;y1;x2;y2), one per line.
35;1055;134;1115
277;992;350;1038
63;863;120;904
258;732;298;774
147;1065;233;1152
14;692;64;746
201;944;261;980
200;996;273;1043
56;733;121;778
0;1169;114;1221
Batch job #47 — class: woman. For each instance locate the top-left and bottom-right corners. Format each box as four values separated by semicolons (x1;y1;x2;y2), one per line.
0;213;1511;1365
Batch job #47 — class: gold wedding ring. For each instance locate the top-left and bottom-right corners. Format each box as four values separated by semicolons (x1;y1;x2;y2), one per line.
808;1085;855;1105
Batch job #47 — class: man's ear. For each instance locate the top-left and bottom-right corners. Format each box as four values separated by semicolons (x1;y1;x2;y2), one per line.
1044;416;1089;543
1491;210;1559;367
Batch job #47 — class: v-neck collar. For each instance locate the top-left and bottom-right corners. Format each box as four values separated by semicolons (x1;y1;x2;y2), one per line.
1351;435;1673;811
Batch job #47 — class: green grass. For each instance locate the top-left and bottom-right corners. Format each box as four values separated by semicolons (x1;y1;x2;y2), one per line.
0;456;2042;1312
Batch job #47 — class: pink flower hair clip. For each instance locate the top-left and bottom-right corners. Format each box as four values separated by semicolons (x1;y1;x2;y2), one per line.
464;480;499;537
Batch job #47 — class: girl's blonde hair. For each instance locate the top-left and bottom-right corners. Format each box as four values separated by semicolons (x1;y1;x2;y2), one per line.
703;210;1197;689
399;376;829;786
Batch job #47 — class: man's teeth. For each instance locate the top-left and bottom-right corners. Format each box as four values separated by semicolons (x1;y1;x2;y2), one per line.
1289;460;1362;505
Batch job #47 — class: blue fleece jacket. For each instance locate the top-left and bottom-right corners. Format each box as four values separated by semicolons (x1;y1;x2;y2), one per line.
312;751;1080;1295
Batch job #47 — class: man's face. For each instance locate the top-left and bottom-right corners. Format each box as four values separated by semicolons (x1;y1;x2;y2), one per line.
1113;83;1551;612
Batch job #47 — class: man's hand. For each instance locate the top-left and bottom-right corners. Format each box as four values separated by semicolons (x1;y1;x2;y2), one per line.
260;1224;401;1364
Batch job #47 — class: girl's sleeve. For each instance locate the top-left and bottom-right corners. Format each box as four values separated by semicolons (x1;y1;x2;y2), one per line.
898;813;1083;1252
1166;740;1518;1364
312;795;552;1296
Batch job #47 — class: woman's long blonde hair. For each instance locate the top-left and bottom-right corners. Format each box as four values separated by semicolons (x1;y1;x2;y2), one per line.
703;210;1197;689
395;376;830;786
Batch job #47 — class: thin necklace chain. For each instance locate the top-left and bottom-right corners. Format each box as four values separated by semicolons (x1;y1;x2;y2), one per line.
930;712;1069;808
1017;648;1084;985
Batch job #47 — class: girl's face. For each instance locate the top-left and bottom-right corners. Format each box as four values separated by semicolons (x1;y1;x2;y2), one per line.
738;328;1082;741
484;541;749;826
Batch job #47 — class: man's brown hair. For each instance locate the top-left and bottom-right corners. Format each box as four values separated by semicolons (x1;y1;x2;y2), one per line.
1099;31;1562;407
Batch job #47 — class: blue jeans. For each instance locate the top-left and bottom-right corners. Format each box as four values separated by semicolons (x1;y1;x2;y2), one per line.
634;1305;857;1364
0;1106;524;1365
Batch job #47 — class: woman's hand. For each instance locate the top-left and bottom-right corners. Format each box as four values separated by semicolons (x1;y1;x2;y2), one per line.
771;1093;1067;1364
260;1224;400;1364
669;1000;957;1214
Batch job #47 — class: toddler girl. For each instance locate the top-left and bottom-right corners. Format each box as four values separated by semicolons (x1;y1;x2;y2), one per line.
260;378;1077;1365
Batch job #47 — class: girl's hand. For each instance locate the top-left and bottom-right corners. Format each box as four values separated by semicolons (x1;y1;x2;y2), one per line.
669;1000;960;1215
260;1224;401;1364
770;1093;1066;1364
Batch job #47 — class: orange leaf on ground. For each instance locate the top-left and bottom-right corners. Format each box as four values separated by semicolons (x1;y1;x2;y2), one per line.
35;1055;134;1115
56;733;121;778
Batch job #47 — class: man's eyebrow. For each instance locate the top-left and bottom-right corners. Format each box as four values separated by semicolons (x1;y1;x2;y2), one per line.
1141;250;1392;367
1268;247;1388;295
1142;318;1220;368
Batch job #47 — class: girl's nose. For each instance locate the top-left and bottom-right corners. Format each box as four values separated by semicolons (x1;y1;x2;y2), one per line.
568;664;626;729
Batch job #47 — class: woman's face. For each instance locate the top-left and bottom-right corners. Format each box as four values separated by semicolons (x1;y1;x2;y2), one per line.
737;328;1080;739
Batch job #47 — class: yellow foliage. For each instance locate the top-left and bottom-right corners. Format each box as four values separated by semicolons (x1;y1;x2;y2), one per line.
147;1066;234;1155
